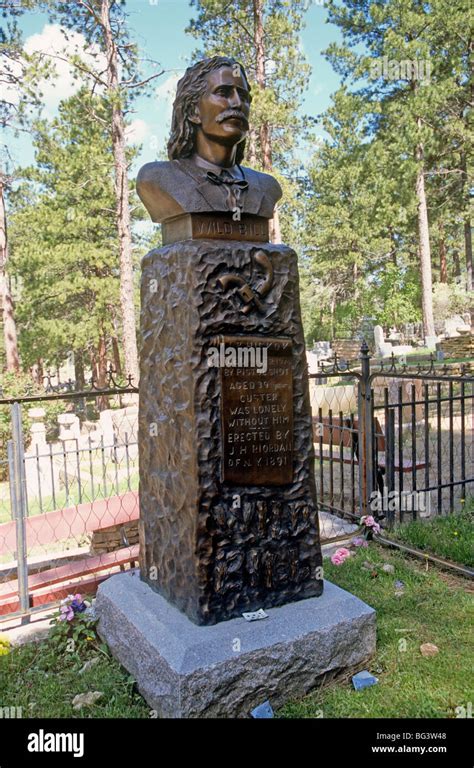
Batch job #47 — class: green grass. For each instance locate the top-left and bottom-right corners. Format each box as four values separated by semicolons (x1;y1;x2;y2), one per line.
280;545;473;718
0;627;150;718
1;545;472;719
389;508;474;568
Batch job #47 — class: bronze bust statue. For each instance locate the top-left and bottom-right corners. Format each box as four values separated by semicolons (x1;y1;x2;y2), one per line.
136;56;282;223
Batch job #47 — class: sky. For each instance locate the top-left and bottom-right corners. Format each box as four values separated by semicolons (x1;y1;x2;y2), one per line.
4;0;343;174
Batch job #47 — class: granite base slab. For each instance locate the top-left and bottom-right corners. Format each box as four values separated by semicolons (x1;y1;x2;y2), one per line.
96;570;376;718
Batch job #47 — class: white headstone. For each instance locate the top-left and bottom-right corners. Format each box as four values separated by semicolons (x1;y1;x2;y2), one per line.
374;325;393;357
58;413;81;442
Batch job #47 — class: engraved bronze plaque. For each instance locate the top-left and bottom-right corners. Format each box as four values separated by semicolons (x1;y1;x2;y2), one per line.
217;335;293;485
162;212;269;245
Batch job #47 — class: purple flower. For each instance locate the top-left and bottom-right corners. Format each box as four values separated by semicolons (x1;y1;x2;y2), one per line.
71;598;87;614
60;604;74;621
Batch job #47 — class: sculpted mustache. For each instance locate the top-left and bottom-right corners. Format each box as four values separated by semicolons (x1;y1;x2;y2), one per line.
216;111;249;127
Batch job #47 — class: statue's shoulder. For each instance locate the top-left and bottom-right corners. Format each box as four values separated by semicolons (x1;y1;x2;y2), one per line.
241;166;283;204
137;160;185;189
136;161;188;223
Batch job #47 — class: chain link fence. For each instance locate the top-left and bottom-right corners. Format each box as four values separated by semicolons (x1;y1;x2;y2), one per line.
0;374;139;620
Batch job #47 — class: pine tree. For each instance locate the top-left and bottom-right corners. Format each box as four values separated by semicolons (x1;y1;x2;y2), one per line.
302;87;421;340
45;0;165;383
324;0;472;337
0;0;51;373
7;89;140;384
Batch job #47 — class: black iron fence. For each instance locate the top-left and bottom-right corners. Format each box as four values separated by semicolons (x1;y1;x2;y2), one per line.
310;344;473;539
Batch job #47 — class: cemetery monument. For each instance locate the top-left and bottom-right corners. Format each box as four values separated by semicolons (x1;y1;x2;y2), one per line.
97;56;376;717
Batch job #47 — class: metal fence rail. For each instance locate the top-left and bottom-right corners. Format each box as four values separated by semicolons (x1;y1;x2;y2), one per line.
310;344;473;538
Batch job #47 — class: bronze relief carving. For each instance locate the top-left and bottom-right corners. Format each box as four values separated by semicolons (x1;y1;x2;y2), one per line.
218;250;274;315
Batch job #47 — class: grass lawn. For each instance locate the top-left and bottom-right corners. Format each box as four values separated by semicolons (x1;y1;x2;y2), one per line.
0;545;472;718
388;507;473;568
0;631;150;718
281;545;473;718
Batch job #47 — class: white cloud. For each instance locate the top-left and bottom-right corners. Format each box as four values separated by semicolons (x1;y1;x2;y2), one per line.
125;118;150;146
154;72;181;123
24;24;106;114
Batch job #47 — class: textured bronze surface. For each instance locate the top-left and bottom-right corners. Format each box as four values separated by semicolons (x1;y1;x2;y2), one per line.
139;240;323;625
137;57;322;627
162;212;269;245
219;335;293;485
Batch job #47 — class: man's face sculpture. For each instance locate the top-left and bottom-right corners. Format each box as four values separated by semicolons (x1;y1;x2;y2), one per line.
189;66;251;151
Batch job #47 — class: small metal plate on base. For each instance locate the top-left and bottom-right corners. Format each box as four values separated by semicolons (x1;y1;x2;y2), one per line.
162;212;270;245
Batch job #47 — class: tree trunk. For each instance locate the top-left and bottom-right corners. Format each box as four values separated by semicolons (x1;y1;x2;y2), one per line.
388;225;397;265
415;135;435;338
74;350;86;390
31;359;43;386
95;333;109;411
0;174;20;373
100;0;139;384
464;220;473;292
460;153;473;290
252;0;280;244
270;209;281;243
253;0;271;166
329;295;335;341
111;335;123;376
453;249;462;280
438;220;448;283
247;125;258;166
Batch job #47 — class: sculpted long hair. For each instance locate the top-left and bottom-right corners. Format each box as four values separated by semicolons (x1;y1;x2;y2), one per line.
167;56;250;164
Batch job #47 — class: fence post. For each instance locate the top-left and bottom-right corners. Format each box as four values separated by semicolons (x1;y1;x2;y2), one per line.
8;402;30;616
358;341;374;519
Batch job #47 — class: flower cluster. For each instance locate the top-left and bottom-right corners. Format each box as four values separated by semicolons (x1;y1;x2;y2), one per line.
360;515;381;535
59;594;88;622
330;547;351;566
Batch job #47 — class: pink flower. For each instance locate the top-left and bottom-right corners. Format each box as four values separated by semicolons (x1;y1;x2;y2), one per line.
361;516;381;534
352;537;369;548
331;547;351;566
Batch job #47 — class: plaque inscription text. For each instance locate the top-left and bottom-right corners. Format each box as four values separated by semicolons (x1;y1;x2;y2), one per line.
218;336;294;486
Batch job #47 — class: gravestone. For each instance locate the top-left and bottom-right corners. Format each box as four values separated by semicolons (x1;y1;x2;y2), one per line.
57;413;81;442
373;325;392;357
97;56;375;717
24;408;53;500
